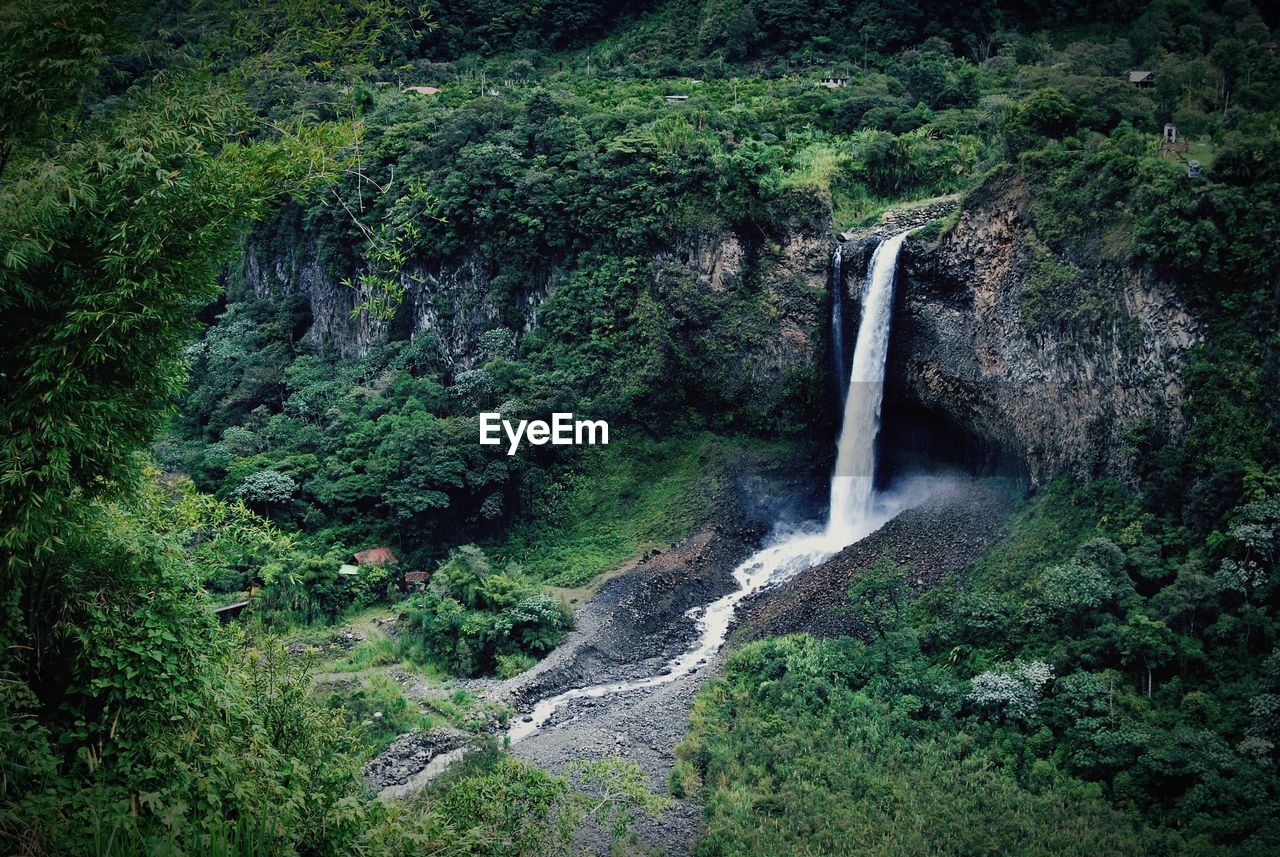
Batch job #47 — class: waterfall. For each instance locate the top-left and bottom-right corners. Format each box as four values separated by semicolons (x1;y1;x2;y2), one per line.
830;245;845;396
508;231;915;745
827;230;909;539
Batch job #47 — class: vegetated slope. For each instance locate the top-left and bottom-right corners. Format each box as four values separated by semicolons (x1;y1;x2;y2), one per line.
4;0;1279;853
683;477;1280;854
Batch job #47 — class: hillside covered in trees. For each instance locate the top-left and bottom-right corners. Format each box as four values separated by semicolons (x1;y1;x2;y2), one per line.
3;1;1279;854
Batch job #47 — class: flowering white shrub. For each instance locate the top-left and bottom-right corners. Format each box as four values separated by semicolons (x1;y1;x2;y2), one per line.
1016;660;1055;690
967;660;1054;723
1214;497;1279;597
234;470;297;506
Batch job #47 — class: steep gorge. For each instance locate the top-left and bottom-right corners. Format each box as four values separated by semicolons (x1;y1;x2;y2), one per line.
235;194;835;432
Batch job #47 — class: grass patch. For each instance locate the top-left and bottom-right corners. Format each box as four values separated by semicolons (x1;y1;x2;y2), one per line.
325;636;405;673
318;673;438;754
492;432;726;586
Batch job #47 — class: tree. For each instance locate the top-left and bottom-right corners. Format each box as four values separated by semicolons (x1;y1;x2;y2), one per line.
1214;495;1280;604
1209;38;1247;111
967;660;1055;723
847;558;911;638
0;13;353;844
1004;87;1078;153
1;80;350;574
0;0;142;175
439;544;494;610
235;470;299;507
1035;538;1132;627
1118;611;1175;699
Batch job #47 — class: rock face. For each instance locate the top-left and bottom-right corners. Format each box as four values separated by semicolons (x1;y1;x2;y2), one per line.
237;193;834;429
843;170;1199;488
651;195;834;431
238;173;1197;485
240;234;550;365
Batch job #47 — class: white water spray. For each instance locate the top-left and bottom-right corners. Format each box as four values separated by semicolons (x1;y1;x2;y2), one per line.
508;231;915;744
827;229;910;539
831;244;846;397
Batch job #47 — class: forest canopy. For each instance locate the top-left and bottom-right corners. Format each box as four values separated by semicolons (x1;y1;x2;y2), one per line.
2;0;1279;854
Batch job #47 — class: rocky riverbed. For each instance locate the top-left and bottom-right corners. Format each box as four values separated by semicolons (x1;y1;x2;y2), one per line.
492;498;766;856
494;475;1014;855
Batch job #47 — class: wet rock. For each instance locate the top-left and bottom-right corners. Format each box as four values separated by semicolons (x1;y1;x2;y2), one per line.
363;728;470;789
868;175;1198;488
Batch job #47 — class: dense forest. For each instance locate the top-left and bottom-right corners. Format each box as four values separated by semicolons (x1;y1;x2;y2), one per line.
2;0;1279;854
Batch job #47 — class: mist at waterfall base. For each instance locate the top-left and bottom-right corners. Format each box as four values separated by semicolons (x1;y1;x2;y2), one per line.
509;231;924;744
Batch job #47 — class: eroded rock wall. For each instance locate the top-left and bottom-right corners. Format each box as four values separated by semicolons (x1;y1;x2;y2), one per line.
239;237;550;367
238;193;836;431
877;170;1199;486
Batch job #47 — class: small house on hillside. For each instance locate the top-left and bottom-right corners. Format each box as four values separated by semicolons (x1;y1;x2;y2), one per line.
354;546;398;566
819;76;850;89
664;94;689;102
403;85;440;95
1129;70;1154;87
338;564;360;576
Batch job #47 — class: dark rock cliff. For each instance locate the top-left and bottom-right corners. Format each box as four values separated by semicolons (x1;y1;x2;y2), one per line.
235;193;834;432
239;236;552;366
849;171;1199;488
235;173;1197;485
649;197;834;432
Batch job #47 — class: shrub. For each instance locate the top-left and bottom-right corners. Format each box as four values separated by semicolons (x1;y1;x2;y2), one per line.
968;661;1055;723
235;470;298;506
396;546;571;676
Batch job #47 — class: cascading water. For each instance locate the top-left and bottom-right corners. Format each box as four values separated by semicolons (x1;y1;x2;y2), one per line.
831;244;846;397
827;230;910;539
508;231;915;744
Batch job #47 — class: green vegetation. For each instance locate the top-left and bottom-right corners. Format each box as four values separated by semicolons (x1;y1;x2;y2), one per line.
395;545;573;676
3;0;1279;853
677;636;1146;855
680;480;1280;853
496;434;727;585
